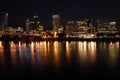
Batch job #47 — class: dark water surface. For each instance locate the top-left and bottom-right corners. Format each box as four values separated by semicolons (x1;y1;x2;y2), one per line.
0;41;120;79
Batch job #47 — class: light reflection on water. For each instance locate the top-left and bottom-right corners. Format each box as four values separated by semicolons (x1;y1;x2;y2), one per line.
108;42;119;67
0;41;120;71
66;41;71;63
0;41;4;67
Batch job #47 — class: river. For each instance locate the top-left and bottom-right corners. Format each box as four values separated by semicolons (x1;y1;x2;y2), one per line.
0;41;120;79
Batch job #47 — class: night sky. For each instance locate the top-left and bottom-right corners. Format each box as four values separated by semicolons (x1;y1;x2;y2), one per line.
0;0;120;29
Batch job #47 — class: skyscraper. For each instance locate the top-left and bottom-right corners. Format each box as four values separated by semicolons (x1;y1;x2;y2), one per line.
97;19;109;33
66;21;77;36
0;12;8;29
109;22;117;32
29;13;39;31
52;13;63;33
25;18;30;32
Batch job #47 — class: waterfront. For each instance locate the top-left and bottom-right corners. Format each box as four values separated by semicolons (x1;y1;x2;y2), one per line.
0;41;120;79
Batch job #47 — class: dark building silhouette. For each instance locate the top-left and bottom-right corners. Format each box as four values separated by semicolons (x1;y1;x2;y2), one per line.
29;13;40;31
25;18;30;32
0;12;8;30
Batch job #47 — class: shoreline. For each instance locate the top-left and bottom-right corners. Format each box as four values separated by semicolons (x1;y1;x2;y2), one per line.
35;37;120;42
0;37;120;42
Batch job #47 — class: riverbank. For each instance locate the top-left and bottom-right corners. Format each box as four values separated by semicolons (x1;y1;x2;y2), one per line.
35;37;120;41
0;37;120;42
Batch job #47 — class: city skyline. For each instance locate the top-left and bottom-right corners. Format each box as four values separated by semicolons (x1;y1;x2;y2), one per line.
0;0;120;28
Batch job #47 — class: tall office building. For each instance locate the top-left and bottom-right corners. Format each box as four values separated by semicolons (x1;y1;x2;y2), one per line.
52;13;63;33
97;19;109;33
76;19;95;38
25;18;30;32
109;22;117;32
77;20;87;32
86;19;95;34
29;13;40;31
66;21;77;35
77;19;90;34
0;12;8;29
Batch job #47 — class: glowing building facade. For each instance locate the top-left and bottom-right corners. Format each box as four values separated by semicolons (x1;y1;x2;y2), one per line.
52;13;63;33
66;21;77;37
109;22;117;33
97;19;110;33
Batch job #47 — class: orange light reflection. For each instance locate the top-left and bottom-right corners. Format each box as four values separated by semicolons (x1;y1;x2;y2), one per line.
0;41;4;66
78;41;87;66
39;41;50;65
10;41;17;67
53;41;60;68
109;42;119;66
88;41;96;64
65;41;71;62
